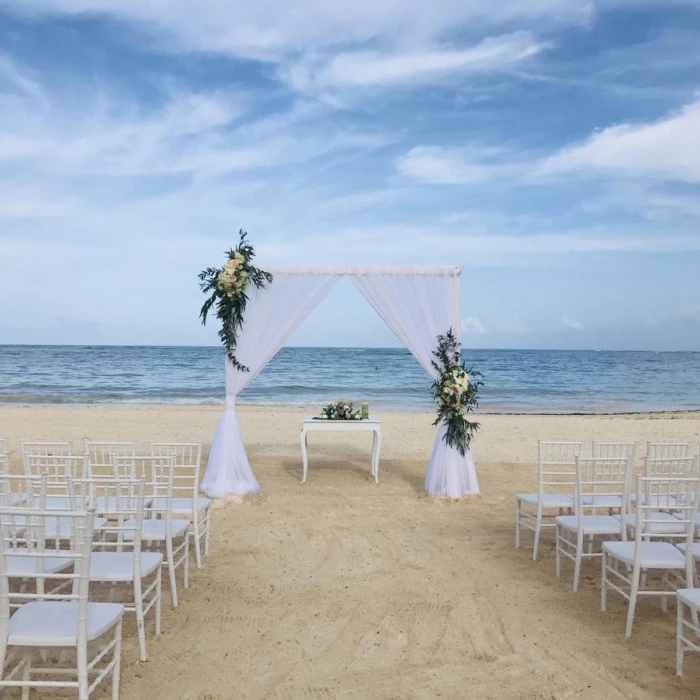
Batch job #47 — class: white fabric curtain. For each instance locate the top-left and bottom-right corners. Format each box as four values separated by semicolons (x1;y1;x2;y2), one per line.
200;272;339;497
352;271;479;498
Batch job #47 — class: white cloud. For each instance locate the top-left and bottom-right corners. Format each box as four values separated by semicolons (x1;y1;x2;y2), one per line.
562;315;584;330
286;33;545;91
398;99;700;187
0;1;592;60
396;145;517;184
539;100;700;183
462;317;486;334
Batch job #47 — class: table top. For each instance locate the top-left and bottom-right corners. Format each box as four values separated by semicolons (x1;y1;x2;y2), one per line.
303;416;380;425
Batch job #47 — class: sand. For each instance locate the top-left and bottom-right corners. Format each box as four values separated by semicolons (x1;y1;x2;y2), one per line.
1;405;700;699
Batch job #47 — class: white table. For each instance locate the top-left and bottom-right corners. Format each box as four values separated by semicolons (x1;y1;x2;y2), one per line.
300;416;382;484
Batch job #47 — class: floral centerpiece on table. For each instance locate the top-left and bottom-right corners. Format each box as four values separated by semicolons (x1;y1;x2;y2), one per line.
198;230;273;372
316;402;363;420
431;329;482;456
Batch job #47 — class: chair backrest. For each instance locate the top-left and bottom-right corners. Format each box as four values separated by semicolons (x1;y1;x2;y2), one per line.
0;474;46;510
149;442;202;501
574;456;633;519
537;441;583;495
84;441;137;477
70;476;145;553
644;456;699;479
112;455;175;522
592;442;636;460
23;454;87;501
632;475;700;578
20;441;73;457
0;508;95;635
0;438;7;455
0;453;9;477
646;442;691;459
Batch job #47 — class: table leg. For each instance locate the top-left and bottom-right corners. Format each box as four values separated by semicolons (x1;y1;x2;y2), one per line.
371;431;377;479
300;430;309;483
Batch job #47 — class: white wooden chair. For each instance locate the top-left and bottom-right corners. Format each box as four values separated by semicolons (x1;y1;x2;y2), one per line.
555;456;632;591
0;508;124;699
0;453;10;478
516;441;583;560
149;442;210;568
676;588;700;675
83;442;137;478
71;475;162;663
602;474;700;637
23;454;87;509
647;442;692;459
112;456;189;607
592;442;636;460
20;441;74;457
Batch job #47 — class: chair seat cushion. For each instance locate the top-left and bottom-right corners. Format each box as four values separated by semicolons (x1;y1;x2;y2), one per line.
678;588;700;608
7;553;73;576
89;551;163;582
151;497;212;514
44;516;107;539
123;519;189;540
603;541;687;568
517;493;573;508
94;496;152;516
617;513;687;534
555;515;622;535
8;601;124;646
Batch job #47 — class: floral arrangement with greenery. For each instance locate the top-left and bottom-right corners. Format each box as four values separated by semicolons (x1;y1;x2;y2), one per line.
316;401;363;420
431;329;482;455
198;230;273;372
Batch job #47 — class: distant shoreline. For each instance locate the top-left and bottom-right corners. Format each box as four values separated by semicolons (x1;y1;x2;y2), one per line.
0;402;699;418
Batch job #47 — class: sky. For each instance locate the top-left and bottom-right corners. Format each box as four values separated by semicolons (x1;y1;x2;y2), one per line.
0;1;699;351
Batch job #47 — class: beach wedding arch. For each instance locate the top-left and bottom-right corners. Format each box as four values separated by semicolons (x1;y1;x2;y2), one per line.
198;237;480;500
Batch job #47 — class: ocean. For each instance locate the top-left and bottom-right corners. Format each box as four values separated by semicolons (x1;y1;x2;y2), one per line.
0;345;698;414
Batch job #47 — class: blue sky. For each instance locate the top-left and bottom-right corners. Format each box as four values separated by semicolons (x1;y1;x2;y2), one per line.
0;1;699;351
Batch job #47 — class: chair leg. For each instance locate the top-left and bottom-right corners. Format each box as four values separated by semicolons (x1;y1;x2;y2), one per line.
112;619;123;700
515;500;521;549
21;656;31;700
661;571;669;613
134;577;147;662
183;534;190;589
533;510;542;561
193;514;202;569
573;544;583;593
601;550;608;612
78;638;89;700
555;525;561;577
677;599;685;676
626;566;641;638
204;509;211;557
155;567;162;635
166;538;178;607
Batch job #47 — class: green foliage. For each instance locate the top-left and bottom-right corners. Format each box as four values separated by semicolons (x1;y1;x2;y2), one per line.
198;230;273;371
316;401;363;420
431;328;483;456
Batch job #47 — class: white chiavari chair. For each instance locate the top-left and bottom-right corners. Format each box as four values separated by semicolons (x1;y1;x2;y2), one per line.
23;454;87;509
70;475;162;663
20;441;73;457
516;441;583;560
0;508;124;699
555;456;632;591
646;442;692;459
602;474;700;637
592;442;637;461
83;441;137;478
149;442;210;568
112;456;189;607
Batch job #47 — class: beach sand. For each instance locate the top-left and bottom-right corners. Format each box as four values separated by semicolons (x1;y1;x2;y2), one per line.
1;405;700;699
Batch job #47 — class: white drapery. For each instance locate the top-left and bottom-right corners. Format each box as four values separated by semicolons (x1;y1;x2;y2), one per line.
201;265;479;499
352;272;479;498
200;272;339;497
